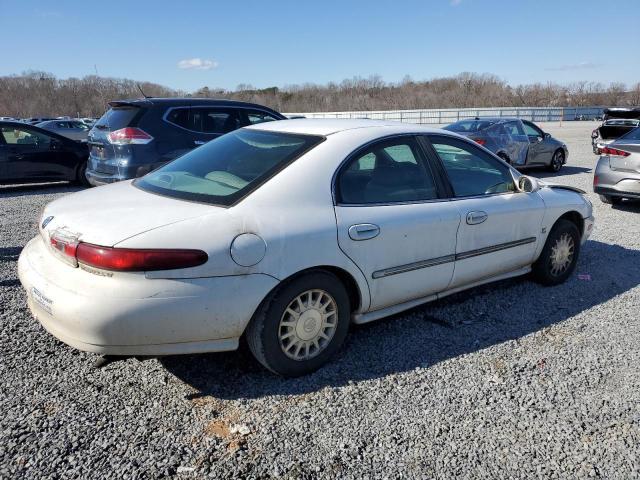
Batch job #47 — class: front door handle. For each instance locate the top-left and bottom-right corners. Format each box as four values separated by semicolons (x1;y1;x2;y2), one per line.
348;223;380;241
194;140;207;146
466;211;488;225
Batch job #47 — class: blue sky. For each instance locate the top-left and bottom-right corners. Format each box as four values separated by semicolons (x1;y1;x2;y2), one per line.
1;0;639;92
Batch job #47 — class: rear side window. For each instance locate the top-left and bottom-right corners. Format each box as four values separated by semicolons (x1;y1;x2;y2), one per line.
337;137;438;204
95;107;141;130
1;126;52;146
136;129;324;206
166;107;241;134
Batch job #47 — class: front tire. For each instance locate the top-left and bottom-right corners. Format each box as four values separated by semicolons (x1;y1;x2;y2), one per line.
532;219;580;286
547;150;564;172
246;271;350;377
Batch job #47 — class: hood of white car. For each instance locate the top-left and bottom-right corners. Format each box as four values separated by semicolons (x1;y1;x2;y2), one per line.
40;180;218;246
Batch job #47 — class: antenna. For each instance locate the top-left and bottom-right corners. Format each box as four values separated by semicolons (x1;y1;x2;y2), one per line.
137;84;150;99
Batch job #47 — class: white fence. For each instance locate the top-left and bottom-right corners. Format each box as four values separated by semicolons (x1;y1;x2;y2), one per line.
285;106;605;124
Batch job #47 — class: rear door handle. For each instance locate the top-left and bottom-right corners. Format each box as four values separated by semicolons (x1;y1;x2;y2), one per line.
466;211;488;225
348;223;380;241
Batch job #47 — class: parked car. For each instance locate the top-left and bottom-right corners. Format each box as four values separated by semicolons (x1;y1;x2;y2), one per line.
85;98;287;186
18;119;593;376
444;118;568;172
594;126;640;205
36;119;91;142
0;121;89;185
591;108;640;154
0;116;19;122
23;117;55;125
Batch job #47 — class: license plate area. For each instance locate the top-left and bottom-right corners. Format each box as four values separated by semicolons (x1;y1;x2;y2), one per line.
31;287;53;315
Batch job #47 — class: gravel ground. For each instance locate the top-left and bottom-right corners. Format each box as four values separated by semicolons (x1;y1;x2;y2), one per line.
1;122;639;479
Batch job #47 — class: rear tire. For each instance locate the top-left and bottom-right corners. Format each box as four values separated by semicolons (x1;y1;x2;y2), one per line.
532;219;580;286
75;160;91;187
246;271;350;377
547;150;564;172
599;194;622;205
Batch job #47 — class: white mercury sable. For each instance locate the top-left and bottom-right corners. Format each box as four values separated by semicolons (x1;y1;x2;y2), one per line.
18;119;594;376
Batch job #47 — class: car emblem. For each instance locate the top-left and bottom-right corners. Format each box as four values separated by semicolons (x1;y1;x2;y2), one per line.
41;216;54;229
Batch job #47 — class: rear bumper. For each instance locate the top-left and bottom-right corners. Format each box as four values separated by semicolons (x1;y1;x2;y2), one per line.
17;236;279;356
594;158;640;198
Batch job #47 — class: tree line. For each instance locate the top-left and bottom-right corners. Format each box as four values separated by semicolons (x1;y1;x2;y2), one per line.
1;71;638;118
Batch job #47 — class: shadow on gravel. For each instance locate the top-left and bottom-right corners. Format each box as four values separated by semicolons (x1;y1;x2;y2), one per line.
0;182;83;197
0;247;23;262
161;239;640;399
611;199;640;212
531;166;592;179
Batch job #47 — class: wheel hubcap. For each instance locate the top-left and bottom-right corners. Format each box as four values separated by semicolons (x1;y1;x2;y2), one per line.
550;233;574;276
553;153;562;170
278;289;338;361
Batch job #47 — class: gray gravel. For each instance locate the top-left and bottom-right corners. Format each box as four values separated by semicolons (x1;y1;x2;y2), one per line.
1;122;639;479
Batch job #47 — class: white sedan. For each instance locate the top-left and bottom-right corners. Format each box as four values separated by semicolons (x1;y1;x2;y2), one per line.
18;119;594;377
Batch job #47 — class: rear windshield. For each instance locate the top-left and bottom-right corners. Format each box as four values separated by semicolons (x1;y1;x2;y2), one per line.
135;129;324;206
94;106;141;130
618;126;640;141
604;119;639;127
444;120;497;133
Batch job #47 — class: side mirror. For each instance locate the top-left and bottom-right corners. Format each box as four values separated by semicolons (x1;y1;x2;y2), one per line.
518;175;540;193
543;132;551;139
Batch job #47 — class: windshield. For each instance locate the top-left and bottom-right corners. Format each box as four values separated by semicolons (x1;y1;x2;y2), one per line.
136;129;324;206
444;120;497;133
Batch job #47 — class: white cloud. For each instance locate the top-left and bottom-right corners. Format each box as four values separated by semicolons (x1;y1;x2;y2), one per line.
545;62;599;72
177;58;218;70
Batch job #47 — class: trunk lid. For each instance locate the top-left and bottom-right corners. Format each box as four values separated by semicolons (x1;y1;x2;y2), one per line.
41;180;218;247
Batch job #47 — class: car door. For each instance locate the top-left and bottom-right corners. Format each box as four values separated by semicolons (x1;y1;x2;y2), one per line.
0;125;70;181
334;135;461;311
425;134;546;288
523;120;553;165
502;121;530;166
0;133;7;180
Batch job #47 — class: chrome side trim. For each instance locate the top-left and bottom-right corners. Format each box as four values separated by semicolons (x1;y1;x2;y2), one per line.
372;254;455;279
370;237;537;279
353;266;531;324
455;237;536;261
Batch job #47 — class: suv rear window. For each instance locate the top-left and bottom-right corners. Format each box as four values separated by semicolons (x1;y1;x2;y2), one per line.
94;106;140;130
136;129;324;206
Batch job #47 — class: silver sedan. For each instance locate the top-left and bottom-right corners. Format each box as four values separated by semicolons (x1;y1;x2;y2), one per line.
594;127;640;205
36;120;90;142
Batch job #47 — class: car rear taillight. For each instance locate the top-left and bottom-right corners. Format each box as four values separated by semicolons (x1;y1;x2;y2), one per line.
107;127;153;145
471;137;486;146
600;146;630;157
593;175;598;186
76;243;208;272
50;235;78;258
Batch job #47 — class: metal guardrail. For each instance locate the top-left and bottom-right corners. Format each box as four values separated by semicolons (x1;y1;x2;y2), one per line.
286;106;606;124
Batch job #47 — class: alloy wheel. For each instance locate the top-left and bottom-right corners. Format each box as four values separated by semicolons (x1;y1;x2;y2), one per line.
278;289;338;361
549;232;574;276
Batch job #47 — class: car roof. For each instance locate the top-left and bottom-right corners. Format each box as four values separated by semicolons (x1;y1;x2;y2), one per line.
109;97;284;112
451;117;522;123
246;118;450;136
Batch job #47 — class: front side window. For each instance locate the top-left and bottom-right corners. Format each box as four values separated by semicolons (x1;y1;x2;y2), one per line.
1;126;51;146
429;135;515;197
522;121;543;138
337;137;438;204
136;129;323;206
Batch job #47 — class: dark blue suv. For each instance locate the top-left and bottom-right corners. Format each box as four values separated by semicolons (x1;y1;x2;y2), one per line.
85;98;286;186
